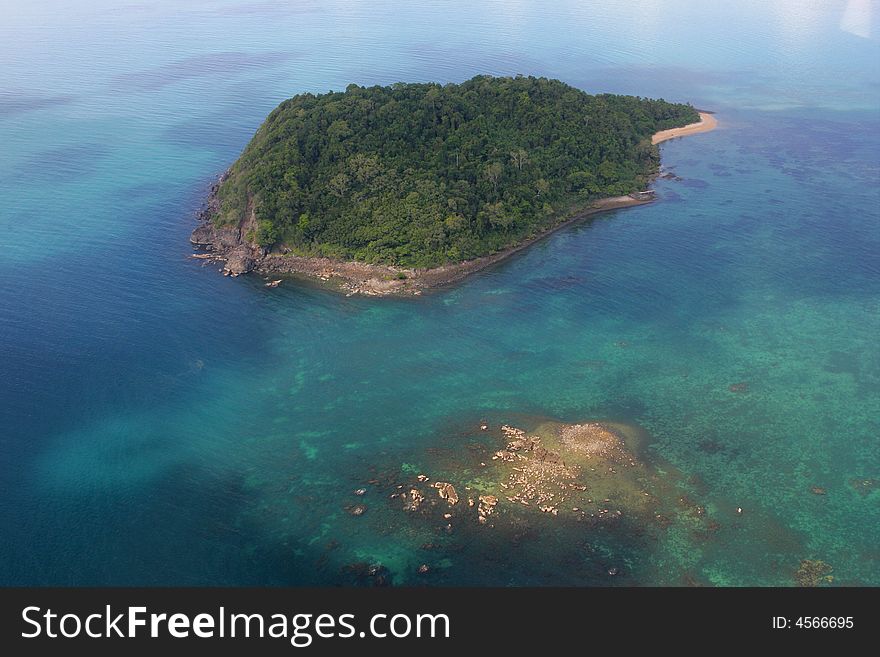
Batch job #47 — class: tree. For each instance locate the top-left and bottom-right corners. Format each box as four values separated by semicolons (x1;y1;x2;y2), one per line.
255;220;279;247
484;201;512;231
444;214;467;233
328;173;350;198
212;75;700;267
485;162;503;197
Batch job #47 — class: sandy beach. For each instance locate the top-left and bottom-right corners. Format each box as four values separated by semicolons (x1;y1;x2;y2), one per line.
652;112;718;144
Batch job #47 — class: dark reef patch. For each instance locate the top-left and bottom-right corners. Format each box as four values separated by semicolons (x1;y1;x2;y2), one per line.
111;51;299;91
15;143;111;183
0;90;76;117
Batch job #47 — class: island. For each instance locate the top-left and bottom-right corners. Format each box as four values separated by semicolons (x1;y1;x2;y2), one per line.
191;75;714;295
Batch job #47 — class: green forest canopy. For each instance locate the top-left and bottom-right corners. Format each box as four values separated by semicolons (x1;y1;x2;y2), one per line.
215;75;699;267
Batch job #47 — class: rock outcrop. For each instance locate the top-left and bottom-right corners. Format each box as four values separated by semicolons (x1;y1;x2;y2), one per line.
223;244;255;276
432;482;459;506
385;419;720;540
190;174;259;277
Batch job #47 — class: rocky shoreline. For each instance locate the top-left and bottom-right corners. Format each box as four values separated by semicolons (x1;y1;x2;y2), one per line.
189;180;655;296
190;111;718;296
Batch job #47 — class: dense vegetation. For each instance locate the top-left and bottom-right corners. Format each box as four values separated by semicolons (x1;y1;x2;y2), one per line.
215;75;699;267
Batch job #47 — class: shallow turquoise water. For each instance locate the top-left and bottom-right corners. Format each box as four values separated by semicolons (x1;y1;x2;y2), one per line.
1;0;878;585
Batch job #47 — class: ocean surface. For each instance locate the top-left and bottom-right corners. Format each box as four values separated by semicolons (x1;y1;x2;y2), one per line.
1;0;878;586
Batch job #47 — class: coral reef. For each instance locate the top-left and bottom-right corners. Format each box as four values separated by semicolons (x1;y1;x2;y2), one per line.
794;559;833;587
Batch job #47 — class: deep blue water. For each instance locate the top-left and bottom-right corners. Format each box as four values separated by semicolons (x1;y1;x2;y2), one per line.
1;0;878;586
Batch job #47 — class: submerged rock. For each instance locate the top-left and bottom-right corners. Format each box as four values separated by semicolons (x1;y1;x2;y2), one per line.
795;559;833;587
341;562;391;587
386;419;718;544
849;478;878;496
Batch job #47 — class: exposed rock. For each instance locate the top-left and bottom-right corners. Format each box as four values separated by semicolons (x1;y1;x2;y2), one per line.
387;420;723;545
346;504;367;516
432;481;459;505
372;416;804;584
224;245;255;276
477;495;497;525
190;223;219;245
478;495;498;521
403;488;424;512
501;425;526;439
216;228;242;250
354;488;367;496
190;220;241;251
417;564;430;575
